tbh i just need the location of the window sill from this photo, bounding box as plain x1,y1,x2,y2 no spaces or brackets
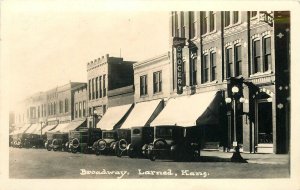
153,92,163,96
201,30,217,38
224,22,242,30
250,70,273,78
140,94,149,98
199,80,219,87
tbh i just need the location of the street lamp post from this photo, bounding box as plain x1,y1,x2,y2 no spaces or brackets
93,110,97,128
226,83,247,163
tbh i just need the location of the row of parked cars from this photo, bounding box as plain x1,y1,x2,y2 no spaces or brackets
10,125,202,161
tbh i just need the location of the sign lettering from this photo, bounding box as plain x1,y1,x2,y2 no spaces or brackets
173,37,186,94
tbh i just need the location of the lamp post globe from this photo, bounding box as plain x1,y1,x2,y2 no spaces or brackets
232,86,239,94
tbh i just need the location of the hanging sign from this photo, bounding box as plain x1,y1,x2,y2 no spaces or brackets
173,37,186,94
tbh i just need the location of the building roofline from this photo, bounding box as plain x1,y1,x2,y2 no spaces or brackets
133,52,170,69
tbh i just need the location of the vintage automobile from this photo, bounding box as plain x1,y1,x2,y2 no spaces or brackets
146,125,201,161
69,128,102,154
114,129,131,157
25,134,44,148
51,133,69,151
45,132,55,151
94,129,131,156
125,127,154,158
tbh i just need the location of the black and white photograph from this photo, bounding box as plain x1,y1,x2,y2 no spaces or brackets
0,0,299,190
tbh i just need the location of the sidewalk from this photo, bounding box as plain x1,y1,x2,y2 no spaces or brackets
200,150,289,165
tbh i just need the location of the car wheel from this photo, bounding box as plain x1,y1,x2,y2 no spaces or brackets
95,150,101,156
71,148,77,154
149,154,156,161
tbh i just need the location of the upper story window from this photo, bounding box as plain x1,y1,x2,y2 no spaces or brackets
59,100,63,114
153,71,162,94
88,79,91,100
234,45,242,76
174,12,179,37
79,102,82,118
103,74,107,97
201,11,216,35
201,12,208,35
202,54,209,83
253,39,261,73
180,12,185,38
99,76,102,98
190,52,197,86
226,47,233,78
226,44,242,78
233,11,239,24
140,75,148,96
224,11,231,27
95,77,99,99
75,103,78,118
190,12,196,39
83,101,86,117
252,36,272,74
92,78,95,99
263,37,271,72
224,11,240,27
251,11,258,18
210,52,217,81
209,11,216,32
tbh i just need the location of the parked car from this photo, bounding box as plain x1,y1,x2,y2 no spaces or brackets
114,129,131,157
52,133,69,151
125,127,154,158
147,125,201,161
45,132,54,151
94,129,131,156
69,128,102,154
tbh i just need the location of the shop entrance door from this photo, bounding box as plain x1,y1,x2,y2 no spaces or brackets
255,100,273,153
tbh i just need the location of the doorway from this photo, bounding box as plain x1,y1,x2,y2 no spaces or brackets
255,100,273,153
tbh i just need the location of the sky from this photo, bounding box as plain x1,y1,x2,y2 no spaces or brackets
1,1,170,109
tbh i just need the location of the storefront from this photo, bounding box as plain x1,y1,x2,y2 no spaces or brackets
121,99,164,129
150,91,225,149
96,104,133,130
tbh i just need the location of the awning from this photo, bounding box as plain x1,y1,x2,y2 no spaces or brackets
150,91,222,127
49,123,70,133
25,123,43,134
10,124,31,135
121,99,163,129
96,104,133,130
61,119,86,132
41,124,58,135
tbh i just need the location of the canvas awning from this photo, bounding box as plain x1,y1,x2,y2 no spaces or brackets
60,119,86,133
96,104,133,130
150,91,222,127
49,123,70,133
41,124,58,135
10,124,31,135
121,99,163,129
25,123,43,134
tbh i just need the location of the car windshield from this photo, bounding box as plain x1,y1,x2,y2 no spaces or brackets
118,130,129,139
156,127,173,139
103,132,115,139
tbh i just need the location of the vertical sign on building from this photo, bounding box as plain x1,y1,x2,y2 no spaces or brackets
173,37,186,94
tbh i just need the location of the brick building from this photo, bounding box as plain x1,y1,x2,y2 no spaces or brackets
167,11,290,154
12,82,87,135
119,53,171,129
86,54,134,128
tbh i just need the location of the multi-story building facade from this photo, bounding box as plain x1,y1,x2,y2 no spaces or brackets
86,54,134,127
120,53,171,129
134,52,171,103
12,82,87,135
169,11,290,154
73,84,88,120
